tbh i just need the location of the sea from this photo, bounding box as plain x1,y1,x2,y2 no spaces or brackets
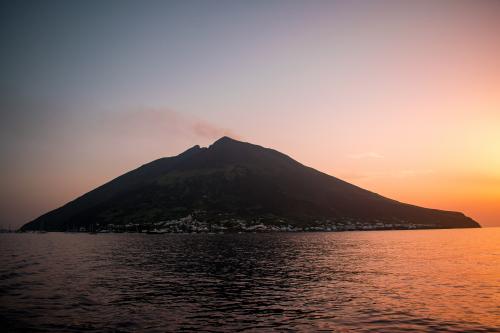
1,228,499,332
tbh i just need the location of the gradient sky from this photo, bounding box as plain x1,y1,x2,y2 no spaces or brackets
1,0,499,229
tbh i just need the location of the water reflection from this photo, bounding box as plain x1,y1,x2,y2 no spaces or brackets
1,229,499,332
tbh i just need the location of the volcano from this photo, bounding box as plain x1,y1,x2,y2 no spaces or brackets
21,137,480,231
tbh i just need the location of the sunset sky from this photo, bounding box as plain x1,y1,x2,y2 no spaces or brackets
1,0,499,229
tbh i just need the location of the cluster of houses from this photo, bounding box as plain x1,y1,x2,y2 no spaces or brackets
77,215,437,234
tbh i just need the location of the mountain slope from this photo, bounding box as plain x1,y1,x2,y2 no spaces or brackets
21,137,480,231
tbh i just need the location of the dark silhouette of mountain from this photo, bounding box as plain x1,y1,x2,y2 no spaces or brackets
21,137,480,231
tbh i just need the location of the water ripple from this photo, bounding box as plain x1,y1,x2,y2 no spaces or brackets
1,230,499,332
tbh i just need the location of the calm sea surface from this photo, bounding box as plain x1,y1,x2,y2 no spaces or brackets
1,229,499,332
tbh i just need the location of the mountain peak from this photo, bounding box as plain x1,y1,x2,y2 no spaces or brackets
179,144,202,156
212,136,240,146
209,136,250,151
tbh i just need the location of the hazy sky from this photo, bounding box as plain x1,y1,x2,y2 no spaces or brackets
1,0,499,228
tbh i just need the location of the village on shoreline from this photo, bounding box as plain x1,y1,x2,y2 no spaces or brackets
19,214,441,234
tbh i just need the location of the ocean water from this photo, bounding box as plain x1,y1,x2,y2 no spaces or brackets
1,229,499,332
